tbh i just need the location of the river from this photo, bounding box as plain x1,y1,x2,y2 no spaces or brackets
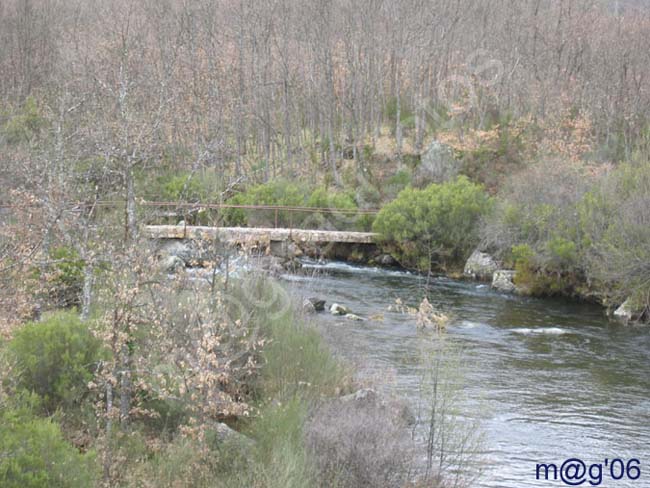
282,260,650,488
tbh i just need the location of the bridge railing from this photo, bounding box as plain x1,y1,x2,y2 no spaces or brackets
140,201,379,232
0,200,380,231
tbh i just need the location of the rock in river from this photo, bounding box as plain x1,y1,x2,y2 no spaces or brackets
160,255,185,273
344,313,365,321
330,303,351,315
613,298,648,324
492,270,517,293
303,297,326,313
464,249,499,281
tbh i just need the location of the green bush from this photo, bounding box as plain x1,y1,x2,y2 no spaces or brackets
178,398,314,488
0,407,96,487
2,97,48,145
510,243,535,266
223,181,371,230
305,187,371,231
373,176,491,271
260,310,348,401
242,398,314,488
222,274,348,401
161,173,209,201
122,434,221,488
141,168,225,205
307,187,356,211
545,236,578,268
8,311,104,412
223,180,309,227
510,241,581,297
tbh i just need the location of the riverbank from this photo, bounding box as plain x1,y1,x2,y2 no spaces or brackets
0,262,451,488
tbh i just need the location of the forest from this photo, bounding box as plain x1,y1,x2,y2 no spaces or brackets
1,0,650,486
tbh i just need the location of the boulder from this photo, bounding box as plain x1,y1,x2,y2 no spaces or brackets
208,422,255,448
159,240,193,262
303,297,326,313
376,254,397,266
160,255,185,273
330,303,351,315
464,250,499,281
613,298,647,324
492,270,517,293
415,140,459,186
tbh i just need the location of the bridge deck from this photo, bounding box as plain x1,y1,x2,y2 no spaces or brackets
145,225,378,244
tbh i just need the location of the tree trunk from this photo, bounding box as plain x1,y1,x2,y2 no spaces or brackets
125,168,137,243
119,343,131,427
81,263,93,321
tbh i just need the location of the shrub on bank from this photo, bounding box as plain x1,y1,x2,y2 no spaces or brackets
259,308,349,401
373,176,491,271
305,398,413,488
480,158,650,306
511,242,582,297
0,407,97,487
579,160,650,306
8,311,103,412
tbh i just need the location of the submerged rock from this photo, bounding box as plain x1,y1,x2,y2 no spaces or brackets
303,297,326,313
492,270,517,293
464,250,499,281
344,313,365,321
330,303,351,315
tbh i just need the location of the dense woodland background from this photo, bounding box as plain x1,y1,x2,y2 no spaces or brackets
2,0,650,183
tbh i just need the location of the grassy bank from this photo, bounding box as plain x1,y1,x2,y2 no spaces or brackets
2,269,449,487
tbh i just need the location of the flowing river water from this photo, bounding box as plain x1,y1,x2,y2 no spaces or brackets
280,260,650,488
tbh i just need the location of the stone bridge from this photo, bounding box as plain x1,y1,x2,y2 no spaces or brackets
145,225,380,261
